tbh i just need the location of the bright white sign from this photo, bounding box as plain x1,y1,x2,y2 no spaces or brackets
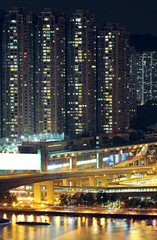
0,153,41,170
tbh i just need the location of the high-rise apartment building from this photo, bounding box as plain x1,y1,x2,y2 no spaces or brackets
0,8,137,140
66,10,97,138
35,9,66,135
1,7,34,138
0,11,2,138
135,52,157,105
97,23,130,135
129,47,137,121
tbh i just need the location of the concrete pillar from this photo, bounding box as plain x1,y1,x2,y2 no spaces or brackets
75,178,80,187
101,175,107,186
113,151,116,165
126,174,131,179
89,176,95,186
34,181,54,204
70,156,77,170
113,174,118,180
96,152,99,168
80,178,83,186
79,178,85,186
70,157,73,170
63,179,68,186
96,152,104,168
46,181,54,205
34,182,41,203
99,152,103,168
119,150,122,163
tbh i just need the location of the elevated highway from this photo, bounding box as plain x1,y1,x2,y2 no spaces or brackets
0,165,157,192
112,146,148,167
1,140,157,203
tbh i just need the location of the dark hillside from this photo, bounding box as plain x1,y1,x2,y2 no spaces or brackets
130,34,157,52
130,102,157,131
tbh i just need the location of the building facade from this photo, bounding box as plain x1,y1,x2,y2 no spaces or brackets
135,52,157,105
0,7,142,140
129,47,137,121
35,9,66,135
1,8,34,137
97,23,130,135
66,10,97,138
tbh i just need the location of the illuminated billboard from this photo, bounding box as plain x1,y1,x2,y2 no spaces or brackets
0,153,41,170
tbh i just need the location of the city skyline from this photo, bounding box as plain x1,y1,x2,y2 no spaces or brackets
0,7,157,139
0,8,131,139
0,0,157,36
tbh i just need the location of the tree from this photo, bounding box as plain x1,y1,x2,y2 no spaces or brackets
129,131,145,142
71,193,80,206
125,198,141,208
79,193,86,205
112,136,127,145
109,194,119,206
151,194,157,202
59,194,69,206
0,191,17,204
84,193,95,206
96,192,107,205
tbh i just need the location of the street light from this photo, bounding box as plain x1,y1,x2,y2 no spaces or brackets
21,136,24,140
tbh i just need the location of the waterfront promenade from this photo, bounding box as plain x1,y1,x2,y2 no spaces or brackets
0,205,157,219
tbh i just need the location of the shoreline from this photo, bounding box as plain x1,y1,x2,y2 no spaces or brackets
0,218,10,224
0,208,157,219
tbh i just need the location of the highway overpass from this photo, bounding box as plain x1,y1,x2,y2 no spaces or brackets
0,165,157,192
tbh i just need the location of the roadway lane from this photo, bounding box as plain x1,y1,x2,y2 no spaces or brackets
0,165,156,191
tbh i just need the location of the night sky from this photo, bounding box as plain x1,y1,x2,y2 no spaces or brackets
0,0,157,36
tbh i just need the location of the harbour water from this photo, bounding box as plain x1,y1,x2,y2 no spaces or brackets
0,213,157,240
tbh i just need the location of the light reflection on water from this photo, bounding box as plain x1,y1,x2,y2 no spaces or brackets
0,213,157,240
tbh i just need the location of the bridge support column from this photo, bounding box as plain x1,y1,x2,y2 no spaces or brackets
70,156,77,170
46,181,54,205
96,152,100,168
34,183,41,203
75,178,80,187
119,150,122,163
126,174,131,179
99,152,103,168
96,152,103,168
113,174,118,180
63,179,68,186
89,176,95,186
113,151,116,165
70,157,73,170
34,181,54,204
101,175,107,186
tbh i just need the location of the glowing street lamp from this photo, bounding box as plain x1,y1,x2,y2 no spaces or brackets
21,136,24,140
